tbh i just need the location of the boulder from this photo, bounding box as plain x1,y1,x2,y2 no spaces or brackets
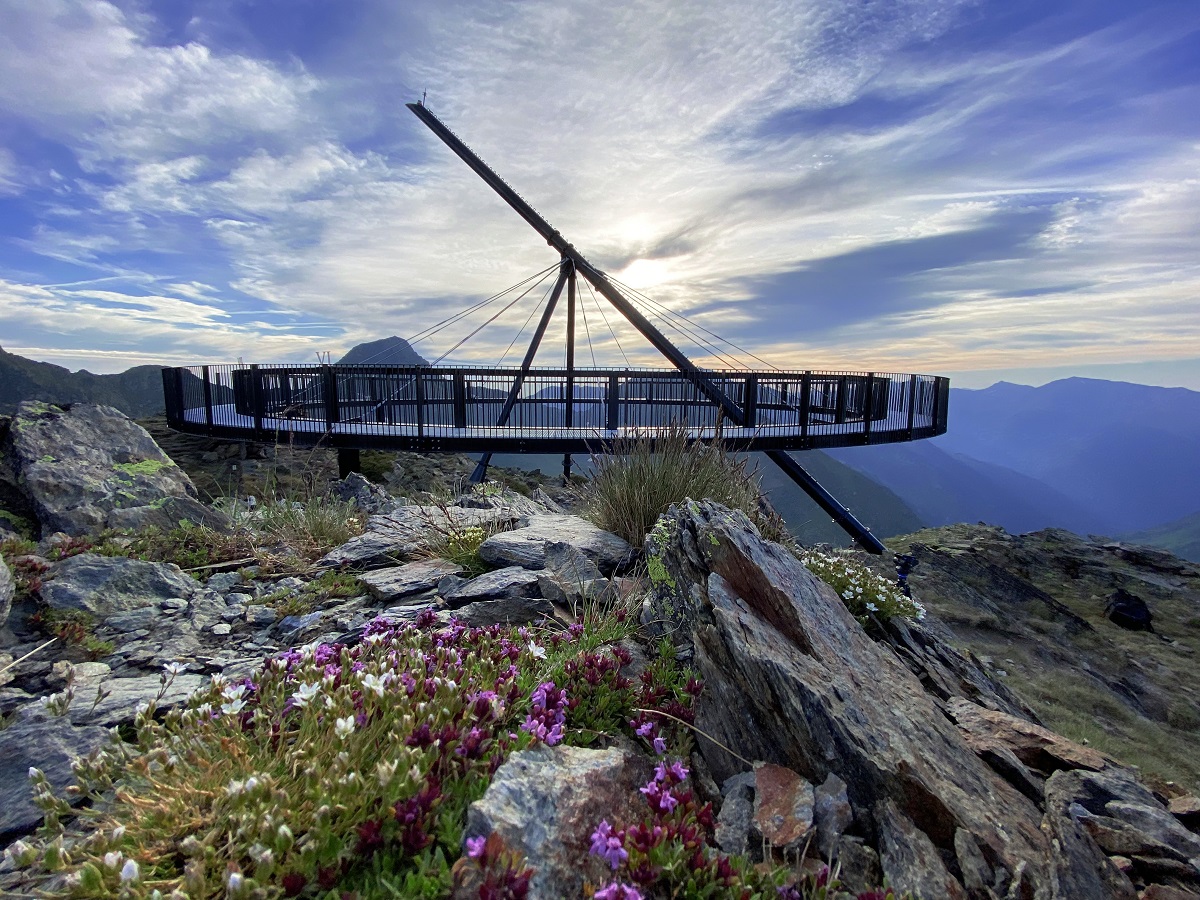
333,473,395,515
0,555,13,629
443,567,542,607
946,696,1110,774
5,402,226,536
40,553,197,617
462,745,653,900
321,505,515,569
451,595,555,629
478,515,633,575
643,499,1073,898
0,708,108,838
358,559,464,603
65,672,206,727
536,541,612,610
751,762,814,853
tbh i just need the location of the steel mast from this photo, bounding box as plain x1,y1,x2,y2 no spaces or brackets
407,101,885,554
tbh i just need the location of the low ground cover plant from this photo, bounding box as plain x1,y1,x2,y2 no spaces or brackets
799,550,926,629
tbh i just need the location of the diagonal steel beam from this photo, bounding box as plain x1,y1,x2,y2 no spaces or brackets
408,102,884,553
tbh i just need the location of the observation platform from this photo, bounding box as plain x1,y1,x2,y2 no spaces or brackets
162,363,949,454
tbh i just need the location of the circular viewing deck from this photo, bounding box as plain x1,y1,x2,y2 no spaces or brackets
162,363,948,454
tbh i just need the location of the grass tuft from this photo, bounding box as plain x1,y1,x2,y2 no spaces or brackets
584,422,792,548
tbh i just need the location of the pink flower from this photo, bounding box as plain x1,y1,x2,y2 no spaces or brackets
595,883,643,900
588,820,628,870
465,836,486,859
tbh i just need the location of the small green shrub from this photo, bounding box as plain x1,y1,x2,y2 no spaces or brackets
266,570,366,617
585,422,792,547
799,549,926,628
249,494,364,561
28,608,115,660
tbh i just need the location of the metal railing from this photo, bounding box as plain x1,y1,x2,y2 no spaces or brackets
162,363,948,453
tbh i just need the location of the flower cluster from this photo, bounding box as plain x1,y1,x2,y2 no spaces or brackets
520,681,567,746
799,549,927,629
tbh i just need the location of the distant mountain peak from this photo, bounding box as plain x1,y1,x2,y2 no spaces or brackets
337,336,429,366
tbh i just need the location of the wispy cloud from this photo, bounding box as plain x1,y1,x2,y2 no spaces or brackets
0,0,1197,385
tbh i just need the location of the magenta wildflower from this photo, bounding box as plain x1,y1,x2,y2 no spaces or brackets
652,735,666,755
589,820,628,870
465,836,486,859
595,883,643,900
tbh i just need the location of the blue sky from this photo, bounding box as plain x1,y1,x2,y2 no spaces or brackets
1,0,1198,389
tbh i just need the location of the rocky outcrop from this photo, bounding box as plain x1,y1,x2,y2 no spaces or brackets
0,555,13,630
0,709,108,839
39,554,198,617
461,745,653,900
642,499,1158,899
4,402,226,536
320,504,517,569
478,515,634,575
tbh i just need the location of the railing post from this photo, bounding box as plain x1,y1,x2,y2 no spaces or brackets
415,368,425,439
906,375,918,439
800,371,811,445
607,374,620,431
744,374,758,428
249,364,264,438
835,375,848,424
861,373,874,443
201,365,214,434
322,365,339,431
453,372,466,429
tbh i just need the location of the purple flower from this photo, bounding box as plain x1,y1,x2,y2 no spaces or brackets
465,836,486,859
635,721,654,738
588,821,628,871
652,735,666,755
595,883,643,900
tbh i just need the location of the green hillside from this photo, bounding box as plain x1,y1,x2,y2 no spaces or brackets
0,346,165,417
1123,510,1200,563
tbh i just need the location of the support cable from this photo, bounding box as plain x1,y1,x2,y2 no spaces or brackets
608,274,782,373
583,278,631,367
577,284,598,367
497,277,556,365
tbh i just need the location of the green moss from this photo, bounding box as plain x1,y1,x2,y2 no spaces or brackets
114,458,171,477
38,454,57,463
647,554,675,590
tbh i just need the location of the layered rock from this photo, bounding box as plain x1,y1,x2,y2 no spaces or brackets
642,499,1146,899
4,402,226,536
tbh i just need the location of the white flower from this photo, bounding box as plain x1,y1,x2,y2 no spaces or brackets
360,673,388,697
866,602,879,612
120,859,140,883
221,699,247,716
112,825,126,841
335,716,355,740
227,870,244,892
103,851,123,869
527,641,547,659
841,590,853,600
225,778,245,797
163,662,187,676
221,684,248,702
291,682,321,707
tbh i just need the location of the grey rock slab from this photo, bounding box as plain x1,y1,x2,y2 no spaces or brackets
206,571,243,593
358,559,464,602
333,472,395,515
103,606,163,633
814,772,853,860
1103,801,1200,861
1043,770,1139,899
64,672,206,727
443,566,541,607
0,556,13,629
244,605,277,627
452,595,555,629
715,791,755,856
464,745,652,900
478,515,634,575
41,554,198,617
321,505,515,569
7,401,228,536
0,710,108,839
645,499,1058,898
